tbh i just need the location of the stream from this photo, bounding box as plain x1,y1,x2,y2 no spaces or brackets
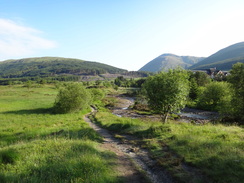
112,96,219,122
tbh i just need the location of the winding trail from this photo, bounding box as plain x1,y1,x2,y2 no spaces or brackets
84,95,218,182
84,108,173,183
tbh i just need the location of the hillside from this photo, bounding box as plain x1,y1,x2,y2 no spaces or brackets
0,57,127,78
189,42,244,70
139,54,204,72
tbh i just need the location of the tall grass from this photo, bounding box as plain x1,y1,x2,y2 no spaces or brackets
94,110,244,183
0,139,117,183
167,122,244,183
0,85,120,182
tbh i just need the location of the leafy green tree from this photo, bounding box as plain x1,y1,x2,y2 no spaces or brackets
114,76,126,86
53,83,91,114
197,82,232,112
228,62,244,122
135,78,146,87
189,77,199,100
190,71,211,86
142,69,190,122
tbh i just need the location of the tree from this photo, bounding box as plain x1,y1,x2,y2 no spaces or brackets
53,83,91,114
114,76,126,86
228,62,244,122
189,77,199,100
142,69,189,122
189,71,211,86
197,82,232,113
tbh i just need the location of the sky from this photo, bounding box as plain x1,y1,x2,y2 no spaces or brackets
0,0,244,71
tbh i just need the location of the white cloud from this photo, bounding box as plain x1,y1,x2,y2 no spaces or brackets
0,18,56,60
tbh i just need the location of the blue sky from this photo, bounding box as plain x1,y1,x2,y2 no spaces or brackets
1,0,244,71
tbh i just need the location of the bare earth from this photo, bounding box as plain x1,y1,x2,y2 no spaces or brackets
84,114,150,183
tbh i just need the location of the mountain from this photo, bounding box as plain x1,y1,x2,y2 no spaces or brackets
0,57,127,78
189,42,244,70
139,54,205,72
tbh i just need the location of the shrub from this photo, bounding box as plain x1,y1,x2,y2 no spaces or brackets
197,82,232,113
89,88,105,102
53,83,91,114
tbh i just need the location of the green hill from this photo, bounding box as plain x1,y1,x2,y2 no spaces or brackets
139,54,204,72
189,42,244,70
0,57,127,78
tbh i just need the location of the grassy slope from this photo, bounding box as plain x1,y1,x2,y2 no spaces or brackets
189,42,244,70
0,85,120,183
189,57,244,70
0,57,127,77
94,108,244,183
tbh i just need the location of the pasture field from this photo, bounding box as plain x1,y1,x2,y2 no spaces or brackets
94,111,244,183
0,85,119,183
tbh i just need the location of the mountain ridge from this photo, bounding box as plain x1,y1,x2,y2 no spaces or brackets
0,56,127,78
189,42,244,70
139,53,205,72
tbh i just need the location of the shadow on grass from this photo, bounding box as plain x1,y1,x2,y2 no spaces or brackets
0,127,103,147
197,156,244,183
44,128,104,142
135,125,171,138
1,108,53,115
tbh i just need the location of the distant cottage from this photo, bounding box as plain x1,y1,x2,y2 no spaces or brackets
192,67,229,79
205,67,229,79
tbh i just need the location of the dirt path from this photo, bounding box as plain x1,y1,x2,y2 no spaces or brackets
84,95,219,182
84,111,173,183
84,114,148,183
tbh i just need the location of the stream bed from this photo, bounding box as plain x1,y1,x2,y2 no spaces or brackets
112,96,219,122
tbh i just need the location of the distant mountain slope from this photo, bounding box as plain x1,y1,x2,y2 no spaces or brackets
0,57,127,78
139,54,204,72
189,42,244,70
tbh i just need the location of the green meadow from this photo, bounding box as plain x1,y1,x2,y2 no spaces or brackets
0,85,119,183
94,111,244,183
1,84,243,183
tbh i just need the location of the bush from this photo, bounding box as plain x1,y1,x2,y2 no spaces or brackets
53,83,91,114
89,88,105,102
197,82,232,113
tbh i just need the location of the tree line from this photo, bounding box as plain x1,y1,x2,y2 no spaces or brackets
17,62,243,125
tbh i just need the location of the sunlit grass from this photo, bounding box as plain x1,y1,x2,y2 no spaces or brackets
0,85,120,183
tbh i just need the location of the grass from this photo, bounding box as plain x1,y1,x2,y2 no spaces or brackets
0,85,121,183
93,110,244,183
0,139,117,183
